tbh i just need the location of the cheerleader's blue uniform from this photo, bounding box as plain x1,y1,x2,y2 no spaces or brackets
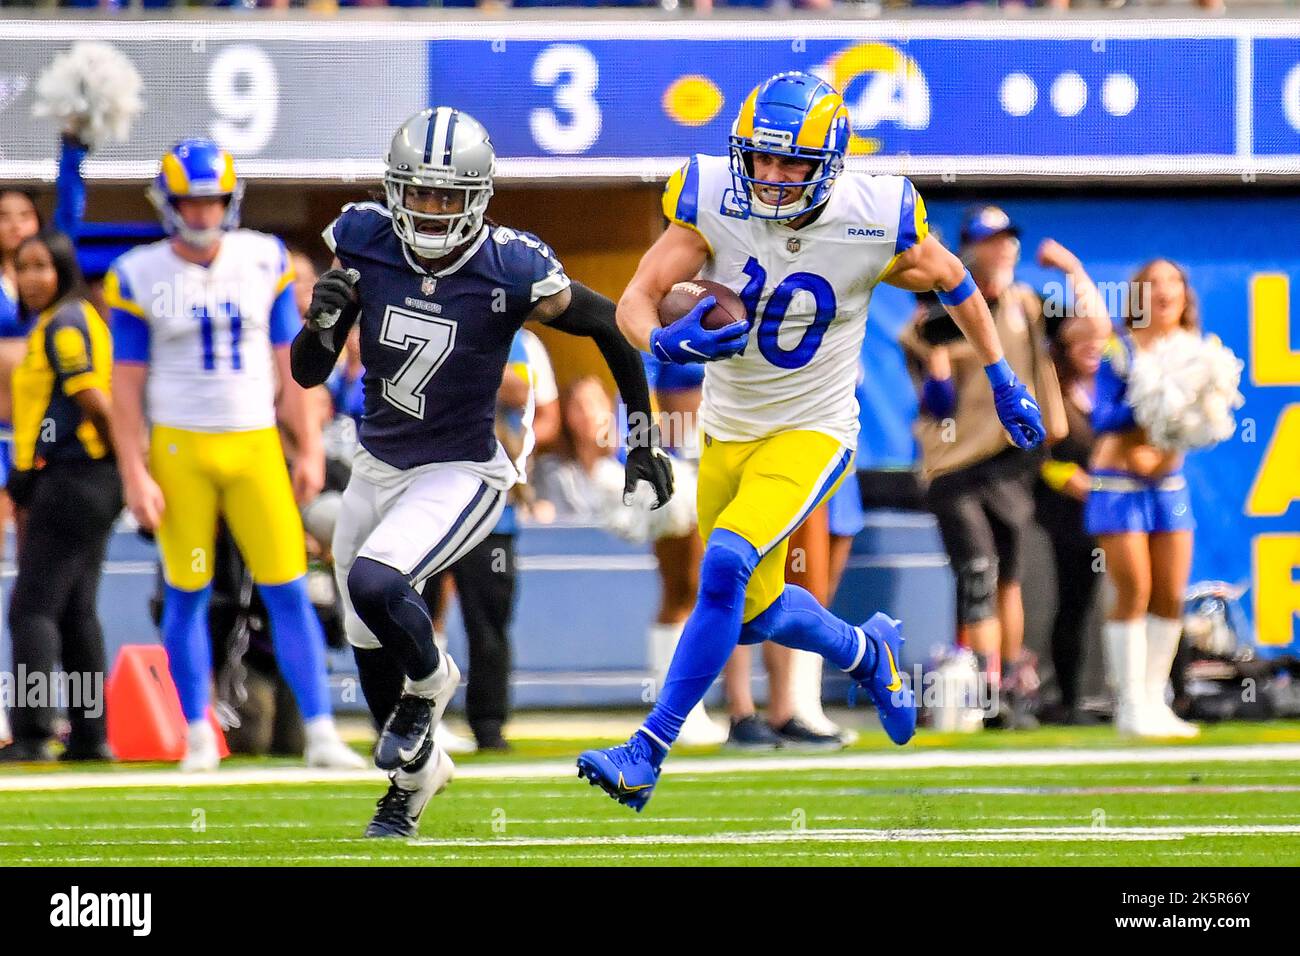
1084,333,1195,535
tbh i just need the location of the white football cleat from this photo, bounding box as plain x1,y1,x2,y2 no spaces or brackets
305,719,368,769
365,743,455,838
434,721,477,755
180,720,220,773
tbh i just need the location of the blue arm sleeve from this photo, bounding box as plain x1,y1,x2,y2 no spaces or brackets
920,375,957,419
1092,353,1137,433
111,308,150,363
53,136,88,242
269,284,300,346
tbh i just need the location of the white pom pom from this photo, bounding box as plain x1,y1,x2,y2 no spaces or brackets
32,41,143,150
1128,330,1244,452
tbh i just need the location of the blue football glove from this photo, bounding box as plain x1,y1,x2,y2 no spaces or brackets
986,359,1047,449
649,295,749,365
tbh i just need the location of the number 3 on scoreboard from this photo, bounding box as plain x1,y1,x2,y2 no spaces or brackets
378,305,457,420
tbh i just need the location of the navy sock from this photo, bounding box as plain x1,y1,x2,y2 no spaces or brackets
348,557,440,682
740,584,871,674
353,645,405,729
161,584,213,722
641,529,758,751
258,576,331,721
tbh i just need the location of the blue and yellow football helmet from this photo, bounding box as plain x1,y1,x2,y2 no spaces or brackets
727,72,850,222
147,138,244,248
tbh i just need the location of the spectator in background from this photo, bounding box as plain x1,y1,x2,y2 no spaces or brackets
533,376,624,518
1,231,120,762
900,209,1101,729
1035,299,1110,725
0,190,44,559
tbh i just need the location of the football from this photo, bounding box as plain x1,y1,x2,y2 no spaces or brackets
657,278,748,331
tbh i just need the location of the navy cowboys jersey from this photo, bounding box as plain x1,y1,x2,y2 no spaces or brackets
324,202,570,470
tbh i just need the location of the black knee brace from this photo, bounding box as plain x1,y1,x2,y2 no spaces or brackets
956,556,998,626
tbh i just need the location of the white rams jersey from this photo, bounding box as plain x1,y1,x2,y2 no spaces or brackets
104,230,296,432
663,154,928,448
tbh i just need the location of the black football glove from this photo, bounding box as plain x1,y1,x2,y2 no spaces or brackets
624,421,674,511
305,268,361,333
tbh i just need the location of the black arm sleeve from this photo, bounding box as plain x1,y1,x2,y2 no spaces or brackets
290,324,345,388
543,282,655,443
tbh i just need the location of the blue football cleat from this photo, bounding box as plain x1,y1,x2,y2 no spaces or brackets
576,731,664,812
856,612,917,746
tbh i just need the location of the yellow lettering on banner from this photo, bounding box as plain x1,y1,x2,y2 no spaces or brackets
1251,274,1300,386
1247,404,1300,516
1254,535,1300,648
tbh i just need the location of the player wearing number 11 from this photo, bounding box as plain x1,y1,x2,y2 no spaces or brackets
106,139,363,772
577,71,1048,811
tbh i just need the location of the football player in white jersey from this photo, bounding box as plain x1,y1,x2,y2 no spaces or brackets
106,139,363,771
578,71,1046,811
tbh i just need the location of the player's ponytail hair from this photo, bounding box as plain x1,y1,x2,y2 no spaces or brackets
15,229,85,319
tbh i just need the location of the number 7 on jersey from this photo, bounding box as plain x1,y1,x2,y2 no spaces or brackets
378,305,457,420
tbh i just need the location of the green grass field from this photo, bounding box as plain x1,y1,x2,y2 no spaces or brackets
3,720,1299,866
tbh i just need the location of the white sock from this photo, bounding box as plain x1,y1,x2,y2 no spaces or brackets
842,627,868,674
405,655,448,699
304,715,337,747
1102,618,1146,713
1145,614,1184,711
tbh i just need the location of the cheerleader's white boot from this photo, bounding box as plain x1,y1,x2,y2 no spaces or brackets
1104,619,1149,737
1143,615,1200,739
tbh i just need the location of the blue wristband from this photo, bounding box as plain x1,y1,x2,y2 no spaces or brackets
936,270,978,307
984,357,1015,390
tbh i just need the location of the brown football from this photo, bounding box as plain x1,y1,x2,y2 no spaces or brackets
658,279,748,331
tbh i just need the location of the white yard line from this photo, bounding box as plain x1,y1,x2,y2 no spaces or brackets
0,743,1298,793
407,824,1300,849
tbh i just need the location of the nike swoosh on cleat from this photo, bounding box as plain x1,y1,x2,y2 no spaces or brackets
883,642,903,694
616,772,652,793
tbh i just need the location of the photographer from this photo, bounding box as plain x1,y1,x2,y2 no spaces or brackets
901,209,1102,728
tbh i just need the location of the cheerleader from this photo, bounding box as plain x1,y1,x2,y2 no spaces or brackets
1087,259,1241,738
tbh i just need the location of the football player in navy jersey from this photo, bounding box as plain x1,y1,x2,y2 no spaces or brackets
291,108,672,836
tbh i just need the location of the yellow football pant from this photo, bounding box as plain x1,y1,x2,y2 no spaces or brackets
149,424,306,590
695,428,853,622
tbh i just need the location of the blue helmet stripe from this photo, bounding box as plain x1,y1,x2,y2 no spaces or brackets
423,109,438,165
443,109,458,166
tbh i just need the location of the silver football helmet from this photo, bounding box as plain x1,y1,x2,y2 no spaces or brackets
384,107,495,259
